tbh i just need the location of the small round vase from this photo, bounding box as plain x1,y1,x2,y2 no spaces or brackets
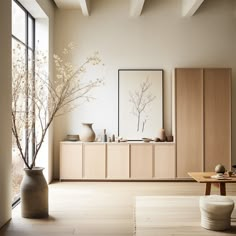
80,123,96,142
20,167,48,218
215,164,226,174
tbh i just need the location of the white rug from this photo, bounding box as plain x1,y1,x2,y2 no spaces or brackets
134,196,236,236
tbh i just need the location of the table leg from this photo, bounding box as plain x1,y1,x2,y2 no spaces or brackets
205,183,211,195
220,183,226,196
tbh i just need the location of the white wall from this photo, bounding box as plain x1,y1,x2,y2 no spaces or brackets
21,0,55,182
0,0,12,228
53,0,236,178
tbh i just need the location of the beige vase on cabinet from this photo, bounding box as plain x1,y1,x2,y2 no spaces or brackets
80,123,96,142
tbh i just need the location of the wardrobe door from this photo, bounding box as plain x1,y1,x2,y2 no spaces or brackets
175,69,204,177
204,69,231,171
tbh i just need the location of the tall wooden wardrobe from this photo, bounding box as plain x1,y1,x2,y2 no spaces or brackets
174,68,231,178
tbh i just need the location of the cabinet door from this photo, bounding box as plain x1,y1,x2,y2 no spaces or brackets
60,142,82,180
204,69,231,171
83,143,106,179
107,144,129,179
154,144,175,178
175,68,204,177
130,144,153,179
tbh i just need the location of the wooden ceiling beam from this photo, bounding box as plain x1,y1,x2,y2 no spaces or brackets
78,0,90,16
182,0,204,17
130,0,146,17
54,0,80,9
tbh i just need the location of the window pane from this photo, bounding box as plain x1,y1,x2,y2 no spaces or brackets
28,49,35,163
28,16,34,49
12,0,37,206
12,38,26,203
12,1,26,43
28,49,34,75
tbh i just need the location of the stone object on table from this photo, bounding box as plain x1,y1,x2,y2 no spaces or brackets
215,164,226,174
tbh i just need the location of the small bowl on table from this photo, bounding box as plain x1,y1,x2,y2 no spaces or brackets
142,138,153,143
66,135,80,141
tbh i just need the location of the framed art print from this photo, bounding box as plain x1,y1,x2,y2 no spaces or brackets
118,69,163,140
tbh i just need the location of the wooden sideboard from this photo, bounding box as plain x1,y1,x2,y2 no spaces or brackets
60,142,175,180
60,68,231,181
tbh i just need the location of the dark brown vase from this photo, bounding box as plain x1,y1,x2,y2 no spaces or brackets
20,167,48,218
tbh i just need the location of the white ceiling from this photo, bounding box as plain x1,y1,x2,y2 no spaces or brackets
53,0,235,17
53,0,205,17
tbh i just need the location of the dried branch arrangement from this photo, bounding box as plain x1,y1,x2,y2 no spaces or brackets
12,43,103,169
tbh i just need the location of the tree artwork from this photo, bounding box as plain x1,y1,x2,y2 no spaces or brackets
119,69,163,140
129,77,156,132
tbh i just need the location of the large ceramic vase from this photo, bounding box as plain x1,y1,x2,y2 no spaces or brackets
20,167,48,218
80,123,96,142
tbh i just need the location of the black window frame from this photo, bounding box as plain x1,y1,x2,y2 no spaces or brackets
12,0,36,207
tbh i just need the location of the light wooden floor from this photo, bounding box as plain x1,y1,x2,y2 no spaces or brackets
1,181,236,236
135,196,236,236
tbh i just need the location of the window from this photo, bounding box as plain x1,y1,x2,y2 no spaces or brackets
12,0,35,205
